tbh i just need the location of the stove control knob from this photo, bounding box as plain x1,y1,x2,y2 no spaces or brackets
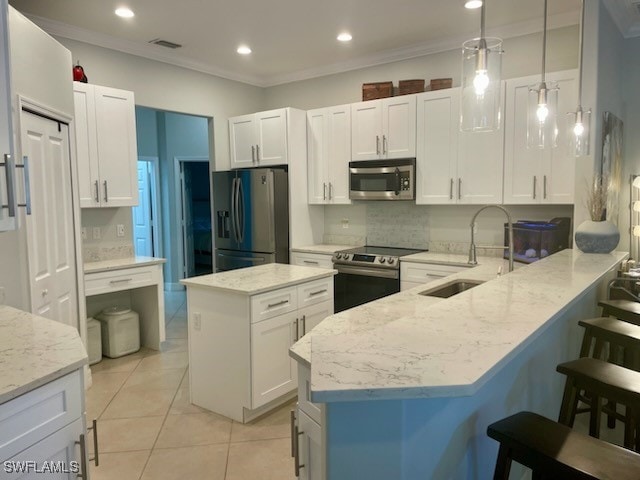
336,253,342,260
379,257,386,264
387,257,395,265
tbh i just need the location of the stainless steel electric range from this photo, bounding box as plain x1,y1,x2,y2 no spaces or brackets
332,246,426,313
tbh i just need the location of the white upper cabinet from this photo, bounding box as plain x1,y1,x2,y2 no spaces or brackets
503,70,577,204
416,87,504,205
0,4,16,231
351,96,416,161
229,108,288,169
307,104,351,205
74,82,138,208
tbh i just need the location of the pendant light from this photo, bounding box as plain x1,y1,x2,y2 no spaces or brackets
569,0,591,156
460,0,503,132
527,0,559,149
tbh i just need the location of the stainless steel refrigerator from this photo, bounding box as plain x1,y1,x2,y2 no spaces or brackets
212,168,289,272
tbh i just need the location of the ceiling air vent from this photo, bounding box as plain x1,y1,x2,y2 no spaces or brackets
149,39,182,49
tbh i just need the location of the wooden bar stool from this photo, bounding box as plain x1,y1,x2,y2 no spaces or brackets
557,357,640,451
487,411,640,480
578,317,640,428
599,299,640,326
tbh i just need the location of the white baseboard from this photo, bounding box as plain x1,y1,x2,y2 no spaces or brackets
164,282,185,292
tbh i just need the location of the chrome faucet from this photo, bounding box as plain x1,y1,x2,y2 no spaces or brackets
468,205,514,272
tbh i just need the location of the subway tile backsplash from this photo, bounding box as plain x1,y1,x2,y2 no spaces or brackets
366,203,429,249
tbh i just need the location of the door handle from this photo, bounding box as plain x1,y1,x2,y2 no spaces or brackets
251,145,255,162
301,314,306,336
89,419,100,467
294,318,299,341
256,145,260,162
1,154,16,217
458,178,462,200
376,135,380,155
237,177,245,242
294,422,305,476
329,182,333,200
543,175,547,199
533,176,537,200
94,180,99,203
103,180,109,203
290,410,296,457
383,135,387,155
394,168,401,196
449,178,454,200
323,182,326,201
75,434,88,480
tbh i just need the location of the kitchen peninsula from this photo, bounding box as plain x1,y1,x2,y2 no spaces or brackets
290,249,627,480
181,263,336,423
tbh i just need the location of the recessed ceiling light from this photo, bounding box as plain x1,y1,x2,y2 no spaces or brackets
115,7,135,18
464,0,483,9
337,32,353,42
237,45,252,55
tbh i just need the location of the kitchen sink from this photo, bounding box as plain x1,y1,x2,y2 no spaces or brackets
419,279,485,298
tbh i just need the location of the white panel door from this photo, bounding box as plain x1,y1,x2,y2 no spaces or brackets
94,85,138,207
133,161,153,256
351,101,382,160
21,112,78,328
229,114,256,169
307,109,327,204
251,311,297,409
72,83,100,207
416,90,459,204
382,96,416,158
326,105,351,204
256,108,288,166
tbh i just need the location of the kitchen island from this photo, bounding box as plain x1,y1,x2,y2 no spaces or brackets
290,249,627,480
181,263,336,423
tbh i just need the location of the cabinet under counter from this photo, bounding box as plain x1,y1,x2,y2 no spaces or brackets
181,263,336,423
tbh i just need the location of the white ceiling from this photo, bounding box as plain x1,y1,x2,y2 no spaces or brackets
8,0,631,88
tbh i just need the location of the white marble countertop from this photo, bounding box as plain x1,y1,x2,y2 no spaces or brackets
291,244,361,255
290,250,627,403
84,256,166,274
0,306,88,404
180,263,337,295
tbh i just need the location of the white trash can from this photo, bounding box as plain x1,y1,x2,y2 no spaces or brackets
87,317,102,365
95,306,140,358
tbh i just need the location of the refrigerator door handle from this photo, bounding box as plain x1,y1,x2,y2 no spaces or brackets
237,177,245,243
230,178,238,243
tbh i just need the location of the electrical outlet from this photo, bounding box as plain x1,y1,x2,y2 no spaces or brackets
92,227,101,240
116,224,125,237
341,218,349,229
193,312,202,331
81,227,87,240
0,287,5,305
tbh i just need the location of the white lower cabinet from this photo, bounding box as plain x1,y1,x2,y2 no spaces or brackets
292,364,325,480
400,261,472,291
0,370,92,479
186,275,334,423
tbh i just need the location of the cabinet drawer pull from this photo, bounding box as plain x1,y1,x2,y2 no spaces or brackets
109,278,133,284
76,434,88,480
303,260,319,265
309,288,327,297
89,419,100,466
267,299,288,309
94,180,99,203
426,273,447,278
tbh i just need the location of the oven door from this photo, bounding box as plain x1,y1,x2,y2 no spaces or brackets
333,264,400,313
349,159,415,200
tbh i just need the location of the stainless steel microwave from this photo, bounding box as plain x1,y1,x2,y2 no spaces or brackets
349,158,416,200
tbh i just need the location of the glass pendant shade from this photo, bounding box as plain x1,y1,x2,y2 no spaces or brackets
527,81,558,148
567,108,591,156
460,37,503,132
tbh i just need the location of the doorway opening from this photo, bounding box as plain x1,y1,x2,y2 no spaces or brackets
176,157,212,277
132,156,160,257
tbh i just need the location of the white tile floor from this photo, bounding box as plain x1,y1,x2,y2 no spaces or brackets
87,291,296,480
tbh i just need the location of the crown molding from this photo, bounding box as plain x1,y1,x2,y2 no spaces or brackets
24,13,266,87
262,10,581,87
603,0,640,39
26,10,580,89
